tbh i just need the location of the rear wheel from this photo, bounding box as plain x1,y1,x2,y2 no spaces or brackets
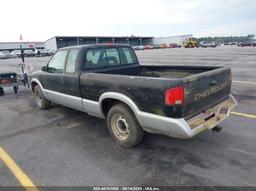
13,85,18,93
0,87,4,96
107,103,144,148
33,85,51,109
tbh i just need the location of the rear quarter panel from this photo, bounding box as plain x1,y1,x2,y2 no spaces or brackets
80,73,182,117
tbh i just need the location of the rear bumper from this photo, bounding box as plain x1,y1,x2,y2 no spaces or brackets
137,94,237,139
0,83,19,87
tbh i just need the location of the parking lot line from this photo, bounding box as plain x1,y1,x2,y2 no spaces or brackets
231,111,256,119
233,80,256,85
0,146,39,191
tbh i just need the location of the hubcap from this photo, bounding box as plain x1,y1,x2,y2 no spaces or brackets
111,113,129,141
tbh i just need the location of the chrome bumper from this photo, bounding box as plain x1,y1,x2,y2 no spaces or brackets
137,94,237,139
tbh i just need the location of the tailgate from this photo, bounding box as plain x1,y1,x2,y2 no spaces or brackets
183,67,232,119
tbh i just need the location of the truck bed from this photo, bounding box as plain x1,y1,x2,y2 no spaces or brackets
81,65,231,120
141,65,217,78
97,65,217,79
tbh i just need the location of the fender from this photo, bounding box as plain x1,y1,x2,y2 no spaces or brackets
30,78,44,94
99,92,140,117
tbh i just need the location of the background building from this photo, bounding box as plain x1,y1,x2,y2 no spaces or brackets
0,34,193,52
153,34,192,46
45,36,153,51
0,42,44,52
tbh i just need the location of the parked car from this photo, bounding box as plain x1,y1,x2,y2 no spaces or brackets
24,49,36,57
2,51,12,59
132,46,144,51
199,41,217,48
10,50,22,58
153,45,161,49
160,44,169,48
229,42,238,45
0,51,9,59
238,42,256,47
144,45,154,50
30,44,236,148
169,43,179,48
41,49,55,56
3,51,16,58
34,49,55,57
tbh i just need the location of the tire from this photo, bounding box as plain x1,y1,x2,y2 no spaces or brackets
0,87,4,96
33,85,51,109
13,86,18,93
107,103,144,148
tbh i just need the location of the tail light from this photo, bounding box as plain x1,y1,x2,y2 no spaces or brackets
106,43,114,47
0,79,11,84
165,86,185,105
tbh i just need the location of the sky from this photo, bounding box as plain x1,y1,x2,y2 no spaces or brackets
0,0,255,42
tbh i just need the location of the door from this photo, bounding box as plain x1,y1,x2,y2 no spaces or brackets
63,48,80,97
41,49,68,93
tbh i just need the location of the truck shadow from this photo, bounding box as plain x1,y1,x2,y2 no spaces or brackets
49,103,229,186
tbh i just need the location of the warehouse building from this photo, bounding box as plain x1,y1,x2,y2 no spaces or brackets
0,34,193,52
0,42,44,52
45,36,153,51
153,34,192,45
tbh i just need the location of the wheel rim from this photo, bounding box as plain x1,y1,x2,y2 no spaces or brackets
35,90,43,106
111,113,129,141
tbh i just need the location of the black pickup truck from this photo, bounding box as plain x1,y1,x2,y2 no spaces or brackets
31,44,236,147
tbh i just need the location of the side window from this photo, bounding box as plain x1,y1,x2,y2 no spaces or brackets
119,47,138,65
86,48,107,69
105,48,120,66
48,50,68,73
66,49,78,73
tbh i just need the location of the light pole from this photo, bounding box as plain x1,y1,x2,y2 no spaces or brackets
19,34,29,87
19,34,25,63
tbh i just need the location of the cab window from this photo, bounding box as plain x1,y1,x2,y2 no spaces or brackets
85,48,107,69
48,50,68,73
119,47,138,65
105,48,120,66
66,49,78,73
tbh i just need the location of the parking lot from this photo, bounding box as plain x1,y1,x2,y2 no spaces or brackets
0,46,256,188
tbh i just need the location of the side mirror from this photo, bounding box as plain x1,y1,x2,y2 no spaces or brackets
41,66,47,71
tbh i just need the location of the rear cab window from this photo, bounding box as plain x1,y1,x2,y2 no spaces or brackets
84,46,138,70
85,48,107,69
118,47,138,65
105,48,120,66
